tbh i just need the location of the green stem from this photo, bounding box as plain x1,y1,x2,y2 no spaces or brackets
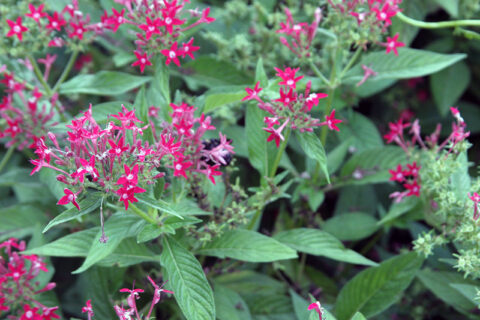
0,144,17,173
28,55,52,96
247,208,262,230
396,12,480,29
269,128,291,178
309,61,330,87
129,203,157,224
339,47,362,80
52,50,79,93
297,252,307,283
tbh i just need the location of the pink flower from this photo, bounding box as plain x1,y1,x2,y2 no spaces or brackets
173,157,193,179
108,8,126,32
161,42,182,66
305,92,328,111
6,17,29,41
202,164,222,184
139,17,162,40
404,180,420,197
117,164,140,187
147,276,174,305
131,51,152,73
108,138,129,159
20,304,40,320
406,162,420,177
41,306,60,320
384,33,405,56
275,67,304,89
68,22,86,40
5,262,26,282
25,4,47,22
200,8,215,24
82,300,94,318
308,301,323,320
116,186,146,210
389,164,407,182
275,88,296,106
180,37,200,59
57,188,80,210
263,118,290,148
242,81,263,101
320,109,342,131
161,10,185,34
45,12,66,31
357,65,378,87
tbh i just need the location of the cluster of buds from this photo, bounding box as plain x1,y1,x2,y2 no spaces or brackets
0,238,59,320
384,107,470,156
82,276,173,320
276,7,322,59
0,69,58,150
243,67,342,147
5,1,110,49
29,103,233,211
104,0,215,72
388,162,421,203
327,0,405,55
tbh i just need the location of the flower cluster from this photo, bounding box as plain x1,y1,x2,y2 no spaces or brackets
0,69,58,150
388,162,421,202
384,107,470,155
82,276,173,320
4,1,110,49
326,0,405,55
29,103,233,211
0,238,59,320
243,67,341,147
276,7,322,59
103,0,215,72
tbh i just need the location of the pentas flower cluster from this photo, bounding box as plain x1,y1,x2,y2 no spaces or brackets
82,276,173,320
5,1,110,48
243,67,342,147
0,69,58,150
103,0,215,72
276,7,322,59
388,162,421,203
29,103,233,211
327,0,405,55
0,238,59,320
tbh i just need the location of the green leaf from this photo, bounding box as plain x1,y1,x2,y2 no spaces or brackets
136,194,184,219
97,238,159,267
161,236,215,320
24,228,99,257
323,213,378,241
196,229,297,262
59,71,151,95
73,213,144,273
335,252,423,320
351,312,367,320
337,112,383,152
450,151,471,202
378,196,419,225
449,283,479,305
340,146,407,185
255,58,269,88
296,131,329,183
0,205,47,241
136,216,201,243
345,48,466,84
214,283,252,320
43,193,103,233
204,85,246,113
246,104,268,175
153,60,171,104
417,270,477,313
274,228,377,266
90,101,130,124
431,61,470,116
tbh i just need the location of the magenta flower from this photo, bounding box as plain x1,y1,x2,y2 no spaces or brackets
389,164,407,182
25,4,47,22
6,17,29,41
242,81,263,101
131,51,152,73
57,188,80,210
320,110,342,132
161,42,182,66
384,33,405,56
308,301,323,320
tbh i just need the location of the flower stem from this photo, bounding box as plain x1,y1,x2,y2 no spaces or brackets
0,144,16,173
247,208,262,230
28,55,52,96
339,46,362,80
309,61,331,87
52,50,79,93
269,128,291,178
129,203,157,224
396,12,480,29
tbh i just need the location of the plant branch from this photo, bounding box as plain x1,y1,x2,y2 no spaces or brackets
53,50,79,93
28,55,52,96
396,12,480,29
0,144,17,173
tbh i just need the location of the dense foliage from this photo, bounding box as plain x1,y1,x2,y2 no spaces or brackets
1,0,480,319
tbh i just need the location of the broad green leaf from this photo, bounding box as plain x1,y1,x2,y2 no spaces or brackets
327,137,353,175
73,214,144,273
337,112,383,152
378,196,419,225
24,228,99,257
43,193,104,232
432,0,459,16
204,86,246,113
417,270,477,313
335,252,423,320
161,236,215,320
215,271,286,296
274,228,376,266
136,194,184,219
449,283,479,305
431,61,470,116
136,216,201,242
60,71,151,95
345,48,466,83
196,229,297,262
323,213,378,241
0,205,47,241
246,104,268,175
97,238,159,267
340,146,407,185
296,131,329,183
153,59,171,105
255,58,269,88
214,283,252,320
